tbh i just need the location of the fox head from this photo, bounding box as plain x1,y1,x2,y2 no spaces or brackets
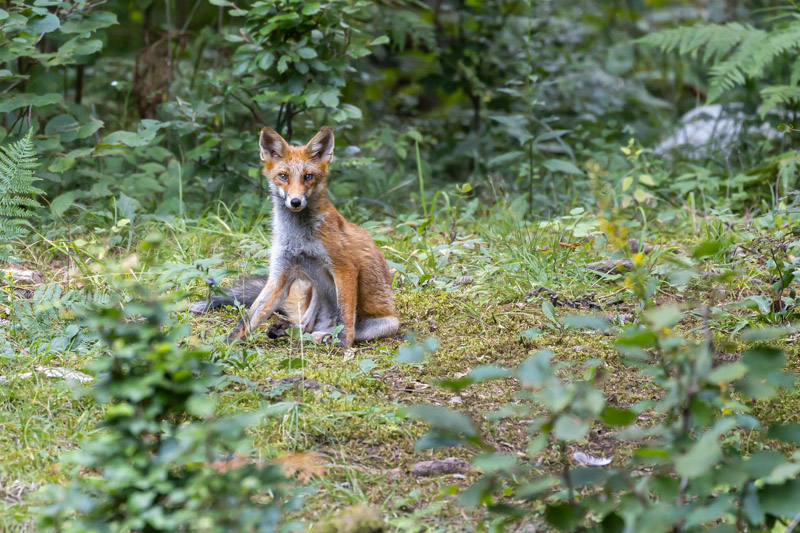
259,126,334,213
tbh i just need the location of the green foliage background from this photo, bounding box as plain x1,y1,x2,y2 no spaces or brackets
1,0,797,222
4,0,800,531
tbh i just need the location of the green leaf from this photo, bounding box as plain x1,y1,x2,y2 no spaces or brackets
61,11,118,33
759,479,800,516
468,365,512,383
487,151,524,167
48,157,75,173
545,502,581,531
0,93,61,113
50,191,80,216
708,362,747,384
639,173,655,186
517,477,558,499
562,315,610,331
297,47,317,59
301,2,322,15
543,159,584,175
370,35,390,46
553,414,589,442
644,304,682,330
29,13,60,34
768,423,800,444
186,395,217,417
320,89,339,108
621,176,634,192
741,326,793,342
472,453,517,472
692,240,721,258
675,418,736,478
600,406,636,426
406,405,477,437
542,300,557,323
519,327,543,340
518,350,553,388
77,119,103,139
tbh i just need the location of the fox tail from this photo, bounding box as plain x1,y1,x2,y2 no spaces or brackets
190,276,268,314
190,275,308,327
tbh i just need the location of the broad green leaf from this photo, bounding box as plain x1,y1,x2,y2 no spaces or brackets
28,13,60,33
545,502,581,531
562,314,609,331
50,191,80,216
61,11,118,33
297,47,317,59
692,240,721,258
644,304,682,330
600,406,636,426
675,418,736,478
768,423,800,444
519,327,543,340
541,300,557,322
406,405,477,437
472,453,517,472
0,92,61,112
468,365,512,383
708,362,747,384
543,159,583,175
518,350,553,388
301,2,322,15
741,326,793,342
553,414,589,442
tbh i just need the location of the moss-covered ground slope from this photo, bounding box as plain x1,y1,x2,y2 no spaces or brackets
2,207,798,531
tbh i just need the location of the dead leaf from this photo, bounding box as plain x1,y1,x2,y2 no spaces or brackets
274,451,327,483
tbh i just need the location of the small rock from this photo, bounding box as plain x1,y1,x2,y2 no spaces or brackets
0,265,44,285
412,457,470,478
586,259,635,274
449,395,463,405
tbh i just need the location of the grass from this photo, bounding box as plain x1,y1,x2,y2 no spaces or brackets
1,200,799,531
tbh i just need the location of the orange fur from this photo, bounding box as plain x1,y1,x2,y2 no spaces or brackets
227,127,399,348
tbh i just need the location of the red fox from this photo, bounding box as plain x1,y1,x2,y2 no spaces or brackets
194,126,399,349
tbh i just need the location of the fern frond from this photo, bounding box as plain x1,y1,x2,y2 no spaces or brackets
0,131,42,245
760,84,800,116
708,21,800,101
642,18,800,106
637,23,756,62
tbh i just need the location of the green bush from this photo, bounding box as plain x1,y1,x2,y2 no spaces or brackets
408,240,800,531
36,290,298,532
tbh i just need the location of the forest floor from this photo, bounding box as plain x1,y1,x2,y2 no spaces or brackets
1,205,799,531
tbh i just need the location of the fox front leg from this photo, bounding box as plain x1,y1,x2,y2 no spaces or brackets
332,267,358,349
227,270,295,342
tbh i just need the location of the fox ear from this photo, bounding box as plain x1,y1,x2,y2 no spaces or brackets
259,127,289,161
305,127,334,163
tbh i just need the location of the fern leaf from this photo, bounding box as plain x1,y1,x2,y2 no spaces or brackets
0,131,42,245
760,84,800,116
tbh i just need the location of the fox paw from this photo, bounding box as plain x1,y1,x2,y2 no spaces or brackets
267,319,291,339
310,329,349,347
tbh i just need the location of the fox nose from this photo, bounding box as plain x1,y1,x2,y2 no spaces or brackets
290,198,302,208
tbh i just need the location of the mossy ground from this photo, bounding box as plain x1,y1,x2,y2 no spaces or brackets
1,207,798,531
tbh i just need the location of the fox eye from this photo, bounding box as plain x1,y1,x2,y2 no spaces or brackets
278,173,288,182
304,173,314,182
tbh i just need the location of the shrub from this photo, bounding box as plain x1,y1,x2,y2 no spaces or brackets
36,290,298,532
408,240,800,531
